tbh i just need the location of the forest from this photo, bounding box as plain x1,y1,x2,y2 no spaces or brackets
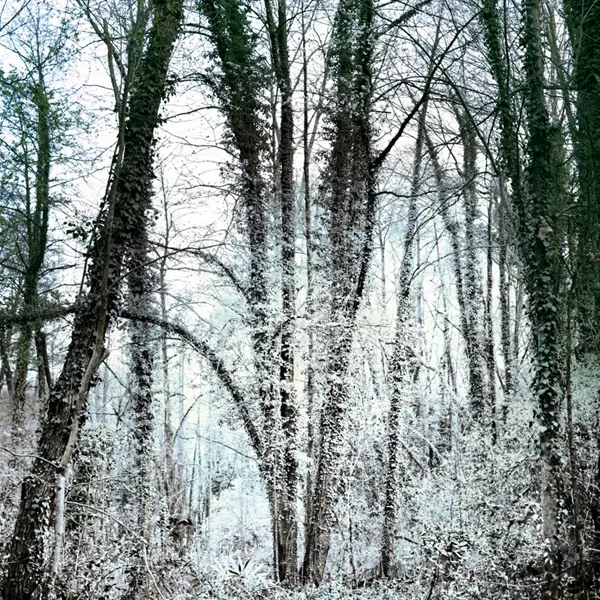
0,0,599,597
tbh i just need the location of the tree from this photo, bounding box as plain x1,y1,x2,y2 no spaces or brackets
520,0,567,592
564,0,600,356
0,4,74,434
381,97,428,577
1,0,183,596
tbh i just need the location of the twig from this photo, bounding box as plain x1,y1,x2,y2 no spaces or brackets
143,544,168,600
65,500,144,542
0,446,59,469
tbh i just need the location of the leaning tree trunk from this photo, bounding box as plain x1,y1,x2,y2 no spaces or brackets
1,2,183,597
381,98,428,577
424,129,485,418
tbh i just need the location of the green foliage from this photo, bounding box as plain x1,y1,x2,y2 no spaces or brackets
199,0,270,161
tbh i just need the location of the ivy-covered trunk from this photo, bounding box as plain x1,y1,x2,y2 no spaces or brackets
455,108,487,420
265,0,299,580
1,1,183,597
564,0,600,590
199,0,303,580
303,0,375,582
480,0,523,418
424,128,486,420
521,0,566,593
124,235,157,598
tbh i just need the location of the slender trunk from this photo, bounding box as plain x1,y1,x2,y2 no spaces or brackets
49,473,66,585
592,391,600,593
381,99,427,577
513,279,524,366
35,330,51,402
498,201,512,418
424,130,483,413
158,188,180,550
265,0,298,579
0,324,14,397
485,197,498,443
11,73,51,434
302,5,317,568
11,319,33,432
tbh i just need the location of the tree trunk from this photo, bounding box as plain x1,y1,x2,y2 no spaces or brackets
11,73,51,434
455,109,487,420
0,324,14,398
303,0,376,582
521,0,566,592
424,129,485,417
381,99,427,577
498,202,513,420
485,197,498,442
564,0,600,355
265,0,299,579
124,236,156,598
302,4,318,579
35,330,52,402
480,0,523,423
564,0,600,590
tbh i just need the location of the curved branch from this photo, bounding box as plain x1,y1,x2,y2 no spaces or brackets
194,250,250,303
120,309,263,460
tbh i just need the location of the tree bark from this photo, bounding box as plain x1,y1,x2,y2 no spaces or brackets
0,324,14,398
124,235,157,598
498,203,513,419
455,108,487,420
424,129,485,419
564,0,600,355
485,197,498,442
